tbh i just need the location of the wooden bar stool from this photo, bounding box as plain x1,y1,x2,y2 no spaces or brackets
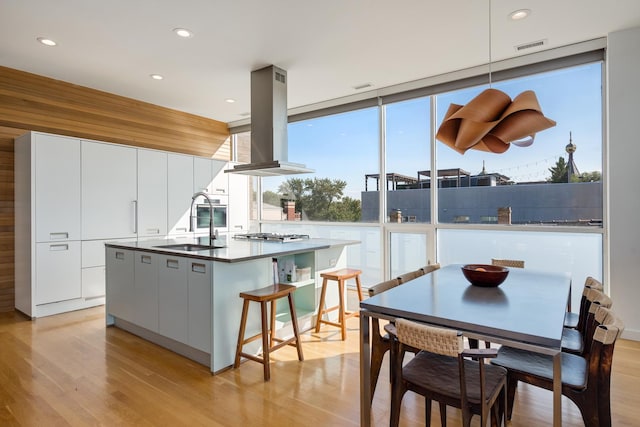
315,268,363,340
234,283,304,381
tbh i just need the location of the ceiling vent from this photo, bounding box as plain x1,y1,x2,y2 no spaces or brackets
514,39,547,52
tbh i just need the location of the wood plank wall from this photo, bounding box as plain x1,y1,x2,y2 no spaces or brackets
0,66,231,312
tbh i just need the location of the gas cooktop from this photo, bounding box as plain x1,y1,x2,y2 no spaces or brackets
233,232,310,242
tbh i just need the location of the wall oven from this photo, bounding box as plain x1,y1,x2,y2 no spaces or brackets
195,198,228,232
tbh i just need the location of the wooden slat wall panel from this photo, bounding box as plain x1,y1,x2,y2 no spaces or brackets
0,129,20,312
0,66,232,312
0,66,230,158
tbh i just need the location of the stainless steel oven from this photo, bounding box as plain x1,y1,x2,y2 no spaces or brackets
195,199,227,232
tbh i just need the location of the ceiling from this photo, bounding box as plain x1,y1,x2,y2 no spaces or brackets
2,1,640,125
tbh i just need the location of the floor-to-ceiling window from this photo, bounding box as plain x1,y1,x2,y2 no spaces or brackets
231,47,605,297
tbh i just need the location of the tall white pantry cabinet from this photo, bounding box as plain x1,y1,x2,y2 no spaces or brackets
15,131,249,318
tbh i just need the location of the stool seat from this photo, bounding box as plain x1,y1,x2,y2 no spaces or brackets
234,283,304,381
315,268,363,340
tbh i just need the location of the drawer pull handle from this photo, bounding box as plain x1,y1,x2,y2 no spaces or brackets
141,255,152,264
147,228,160,234
176,227,187,232
192,263,206,274
115,251,125,260
49,244,69,251
166,259,180,269
50,232,69,240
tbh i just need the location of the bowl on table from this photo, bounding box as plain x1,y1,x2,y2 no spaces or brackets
461,264,509,287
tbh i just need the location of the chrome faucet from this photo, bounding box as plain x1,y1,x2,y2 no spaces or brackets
189,191,218,245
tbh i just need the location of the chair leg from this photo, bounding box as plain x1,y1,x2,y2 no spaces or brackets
315,278,328,333
439,402,446,427
424,398,432,427
260,301,270,381
369,319,388,401
506,376,518,420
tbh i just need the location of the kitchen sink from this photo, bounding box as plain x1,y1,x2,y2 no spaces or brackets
154,243,224,251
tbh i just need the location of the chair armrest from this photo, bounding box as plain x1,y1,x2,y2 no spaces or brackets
461,348,499,359
384,322,397,337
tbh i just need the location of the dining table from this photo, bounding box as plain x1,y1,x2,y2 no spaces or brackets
359,263,571,426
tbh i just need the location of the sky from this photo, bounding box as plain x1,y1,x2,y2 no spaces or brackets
263,62,603,201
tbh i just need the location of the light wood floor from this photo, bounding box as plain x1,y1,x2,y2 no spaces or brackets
1,306,639,426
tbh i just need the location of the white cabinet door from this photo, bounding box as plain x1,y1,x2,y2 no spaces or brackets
193,157,213,194
82,266,106,299
210,160,228,195
138,149,168,238
106,247,135,321
82,141,137,240
34,133,81,242
168,153,194,236
188,260,212,353
133,252,159,332
35,241,81,305
158,255,189,343
228,169,249,233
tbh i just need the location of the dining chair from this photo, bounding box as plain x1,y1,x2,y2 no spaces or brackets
491,258,525,269
397,269,424,284
420,262,441,275
491,305,624,427
367,278,401,401
561,287,612,355
367,264,442,401
564,276,603,329
390,319,507,427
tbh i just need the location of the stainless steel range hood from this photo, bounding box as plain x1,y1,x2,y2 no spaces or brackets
226,65,314,176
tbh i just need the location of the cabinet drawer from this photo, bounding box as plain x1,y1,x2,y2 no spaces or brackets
82,240,108,268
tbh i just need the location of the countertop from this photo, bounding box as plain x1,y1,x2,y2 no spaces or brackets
105,235,360,263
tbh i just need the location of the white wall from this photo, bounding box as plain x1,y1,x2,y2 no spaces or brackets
608,26,640,340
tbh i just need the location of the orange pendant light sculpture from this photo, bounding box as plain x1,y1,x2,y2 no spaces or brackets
436,1,556,154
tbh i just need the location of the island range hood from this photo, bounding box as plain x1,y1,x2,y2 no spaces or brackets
226,65,314,176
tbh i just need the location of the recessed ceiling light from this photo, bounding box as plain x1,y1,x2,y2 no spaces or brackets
225,98,236,103
509,9,531,21
37,37,57,46
173,28,194,38
150,74,164,80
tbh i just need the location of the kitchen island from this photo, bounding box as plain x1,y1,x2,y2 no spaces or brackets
105,235,359,373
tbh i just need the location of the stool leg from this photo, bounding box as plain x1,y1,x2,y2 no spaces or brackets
315,277,329,333
288,293,304,361
234,299,250,368
355,274,364,302
260,301,270,381
338,278,346,340
270,299,277,348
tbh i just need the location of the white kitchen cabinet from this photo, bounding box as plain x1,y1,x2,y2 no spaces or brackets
189,259,212,353
138,149,168,238
133,252,160,332
158,255,189,343
82,266,106,299
35,241,82,305
82,141,137,240
193,157,213,194
210,159,228,195
106,247,135,322
168,153,195,236
33,133,81,242
14,132,87,318
227,167,250,234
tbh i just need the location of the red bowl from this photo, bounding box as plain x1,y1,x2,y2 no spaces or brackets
461,264,509,287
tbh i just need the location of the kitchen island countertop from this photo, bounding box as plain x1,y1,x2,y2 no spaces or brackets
105,235,360,263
